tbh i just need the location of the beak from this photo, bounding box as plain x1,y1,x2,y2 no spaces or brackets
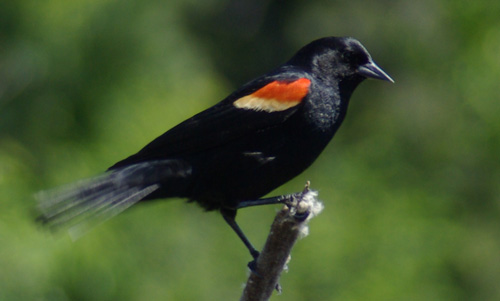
358,61,394,83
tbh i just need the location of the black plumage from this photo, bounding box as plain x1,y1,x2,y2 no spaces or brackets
38,36,393,259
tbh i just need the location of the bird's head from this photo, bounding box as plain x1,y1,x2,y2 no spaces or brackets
288,37,394,85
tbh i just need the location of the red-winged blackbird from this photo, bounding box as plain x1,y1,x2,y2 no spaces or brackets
38,36,393,262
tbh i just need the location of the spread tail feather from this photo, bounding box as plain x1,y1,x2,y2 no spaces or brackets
36,160,191,239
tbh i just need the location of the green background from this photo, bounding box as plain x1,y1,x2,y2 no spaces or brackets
2,0,500,300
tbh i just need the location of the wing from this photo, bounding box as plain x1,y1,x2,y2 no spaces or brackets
110,75,312,169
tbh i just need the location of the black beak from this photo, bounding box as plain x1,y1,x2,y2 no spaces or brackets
358,61,394,83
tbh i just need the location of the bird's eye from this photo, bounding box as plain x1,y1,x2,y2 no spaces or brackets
342,49,367,67
342,51,354,62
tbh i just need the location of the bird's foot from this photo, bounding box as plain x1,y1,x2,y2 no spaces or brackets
247,249,261,276
282,181,312,221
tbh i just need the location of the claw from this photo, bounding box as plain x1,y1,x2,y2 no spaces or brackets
293,210,310,221
247,259,261,277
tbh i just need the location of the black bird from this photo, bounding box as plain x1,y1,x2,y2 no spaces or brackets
37,36,393,263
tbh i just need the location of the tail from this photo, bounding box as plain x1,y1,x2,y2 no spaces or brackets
36,160,191,239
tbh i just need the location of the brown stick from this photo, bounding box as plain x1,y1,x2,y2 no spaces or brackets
240,182,323,301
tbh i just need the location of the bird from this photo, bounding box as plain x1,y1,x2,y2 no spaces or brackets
37,36,393,264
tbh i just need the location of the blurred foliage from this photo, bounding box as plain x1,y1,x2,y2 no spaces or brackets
1,0,500,300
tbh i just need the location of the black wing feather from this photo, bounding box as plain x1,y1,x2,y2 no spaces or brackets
110,73,307,169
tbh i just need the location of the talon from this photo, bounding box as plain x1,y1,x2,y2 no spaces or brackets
294,210,310,221
247,259,261,277
283,193,300,208
247,249,261,276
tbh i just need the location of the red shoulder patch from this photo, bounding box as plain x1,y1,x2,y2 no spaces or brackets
233,78,311,112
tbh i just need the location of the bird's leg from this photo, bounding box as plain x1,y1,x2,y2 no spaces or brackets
222,183,313,272
235,194,299,210
237,182,312,219
220,208,260,271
